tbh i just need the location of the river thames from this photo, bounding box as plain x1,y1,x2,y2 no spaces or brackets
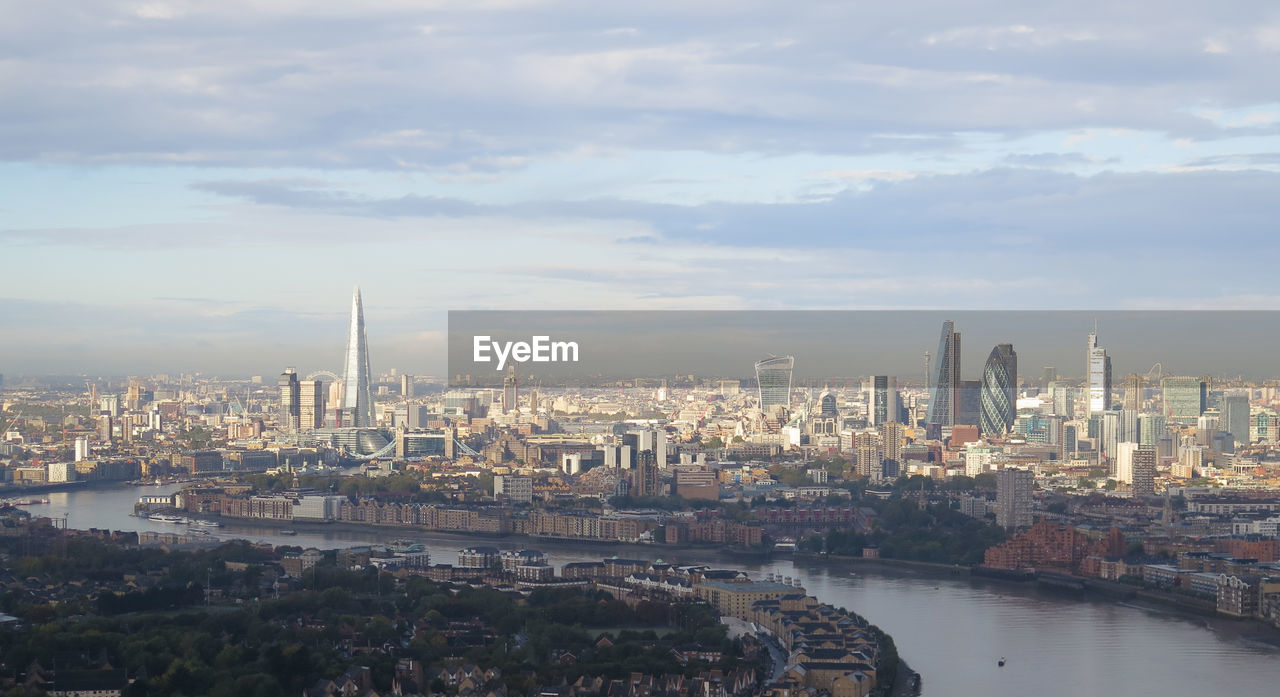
29,483,1280,697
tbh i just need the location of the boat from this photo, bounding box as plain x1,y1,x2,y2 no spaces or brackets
998,657,1006,667
15,498,50,505
279,529,298,536
148,514,185,523
192,519,223,528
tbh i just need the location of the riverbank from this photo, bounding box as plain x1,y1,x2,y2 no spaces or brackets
795,551,972,576
795,551,1280,647
183,510,776,557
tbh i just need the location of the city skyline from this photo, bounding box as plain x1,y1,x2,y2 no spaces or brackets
5,3,1280,375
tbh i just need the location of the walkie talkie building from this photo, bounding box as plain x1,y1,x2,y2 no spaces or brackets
755,355,794,417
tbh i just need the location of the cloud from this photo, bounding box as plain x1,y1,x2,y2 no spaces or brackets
3,1,1280,171
183,167,1280,254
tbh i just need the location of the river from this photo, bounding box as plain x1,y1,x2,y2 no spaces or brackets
25,484,1280,697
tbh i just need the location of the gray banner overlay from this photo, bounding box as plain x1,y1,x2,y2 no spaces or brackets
446,310,1280,388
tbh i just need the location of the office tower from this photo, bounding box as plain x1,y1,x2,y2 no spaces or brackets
1123,374,1144,412
1196,412,1220,447
1162,376,1206,425
502,366,518,413
996,468,1034,530
1048,381,1074,418
299,379,325,430
926,320,961,437
1120,409,1140,445
278,368,300,432
400,374,414,398
755,355,794,417
99,395,121,417
1039,367,1057,394
866,375,899,426
1063,423,1078,453
634,450,660,497
979,344,1017,436
1086,328,1112,416
340,286,375,427
1139,414,1166,447
820,390,838,417
957,379,982,427
1102,410,1120,462
405,405,429,429
1251,408,1274,443
1223,394,1250,446
1132,447,1156,498
97,414,113,443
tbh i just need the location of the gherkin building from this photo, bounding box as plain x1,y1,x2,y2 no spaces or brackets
980,344,1018,436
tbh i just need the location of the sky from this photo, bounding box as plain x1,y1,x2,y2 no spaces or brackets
3,1,1280,376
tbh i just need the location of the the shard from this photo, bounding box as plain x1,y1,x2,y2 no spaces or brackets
341,286,375,428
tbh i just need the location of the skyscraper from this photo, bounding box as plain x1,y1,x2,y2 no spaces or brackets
1162,376,1206,425
400,374,414,398
926,320,961,438
755,355,794,417
1223,394,1251,446
1086,327,1112,416
278,368,300,432
996,468,1034,530
1132,447,1156,498
502,366,518,413
866,375,899,426
1039,367,1057,394
1139,414,1166,447
979,344,1017,436
1123,374,1144,412
340,286,375,428
299,378,325,430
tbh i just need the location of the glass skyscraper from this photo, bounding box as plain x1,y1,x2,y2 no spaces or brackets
926,320,961,437
1086,328,1111,416
341,286,375,428
1162,376,1206,425
979,344,1017,436
754,355,794,416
